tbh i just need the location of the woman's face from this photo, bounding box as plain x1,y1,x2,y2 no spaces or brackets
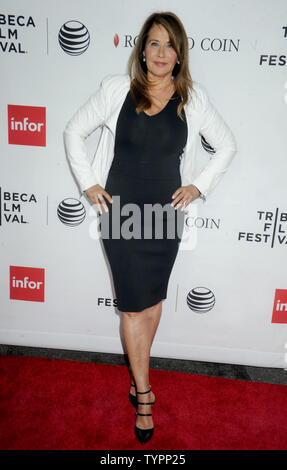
143,23,178,81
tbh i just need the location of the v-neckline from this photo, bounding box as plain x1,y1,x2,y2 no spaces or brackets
143,90,178,118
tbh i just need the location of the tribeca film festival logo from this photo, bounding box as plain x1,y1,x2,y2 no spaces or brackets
8,105,46,147
259,26,287,67
0,188,37,226
272,289,287,324
10,266,45,302
0,14,35,53
59,21,90,55
238,209,287,248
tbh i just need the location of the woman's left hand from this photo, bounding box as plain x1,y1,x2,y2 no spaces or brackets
171,184,201,210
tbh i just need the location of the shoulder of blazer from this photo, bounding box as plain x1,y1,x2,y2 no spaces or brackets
185,80,207,114
100,73,130,101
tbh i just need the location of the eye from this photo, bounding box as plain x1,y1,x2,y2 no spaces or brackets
151,41,158,46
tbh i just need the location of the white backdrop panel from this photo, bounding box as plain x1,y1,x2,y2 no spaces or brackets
0,0,286,368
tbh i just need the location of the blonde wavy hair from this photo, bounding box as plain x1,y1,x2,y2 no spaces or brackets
127,11,193,121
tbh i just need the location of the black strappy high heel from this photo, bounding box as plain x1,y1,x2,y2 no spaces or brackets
134,386,155,444
129,383,156,409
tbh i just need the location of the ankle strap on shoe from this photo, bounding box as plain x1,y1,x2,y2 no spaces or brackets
136,411,152,416
136,386,151,394
137,401,154,405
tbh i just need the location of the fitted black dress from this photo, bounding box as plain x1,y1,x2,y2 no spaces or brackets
100,89,187,312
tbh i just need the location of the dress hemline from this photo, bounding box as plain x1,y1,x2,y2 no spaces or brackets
117,295,167,313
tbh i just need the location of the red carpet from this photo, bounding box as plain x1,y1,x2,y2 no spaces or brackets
0,355,286,450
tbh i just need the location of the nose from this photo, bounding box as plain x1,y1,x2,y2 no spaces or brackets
158,45,165,57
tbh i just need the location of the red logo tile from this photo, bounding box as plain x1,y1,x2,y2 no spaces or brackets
272,289,287,323
10,266,45,302
8,105,46,146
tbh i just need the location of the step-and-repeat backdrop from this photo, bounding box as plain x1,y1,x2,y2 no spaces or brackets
1,0,286,368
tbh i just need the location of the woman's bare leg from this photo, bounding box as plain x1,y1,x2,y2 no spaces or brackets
122,300,163,430
128,300,162,389
147,300,163,348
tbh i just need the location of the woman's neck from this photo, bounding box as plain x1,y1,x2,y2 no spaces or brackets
146,72,174,92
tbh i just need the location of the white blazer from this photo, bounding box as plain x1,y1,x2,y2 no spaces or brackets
63,74,237,203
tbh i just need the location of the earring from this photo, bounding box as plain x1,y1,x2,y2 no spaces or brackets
143,54,146,62
177,60,180,64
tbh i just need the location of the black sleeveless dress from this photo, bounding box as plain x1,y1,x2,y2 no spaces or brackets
100,89,187,312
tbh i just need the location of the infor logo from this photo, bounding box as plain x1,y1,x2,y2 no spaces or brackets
10,266,45,302
8,104,46,146
272,289,287,324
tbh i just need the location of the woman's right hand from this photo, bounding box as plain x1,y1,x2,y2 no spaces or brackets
84,184,113,213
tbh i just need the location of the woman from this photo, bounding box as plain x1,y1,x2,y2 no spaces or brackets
63,11,237,444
